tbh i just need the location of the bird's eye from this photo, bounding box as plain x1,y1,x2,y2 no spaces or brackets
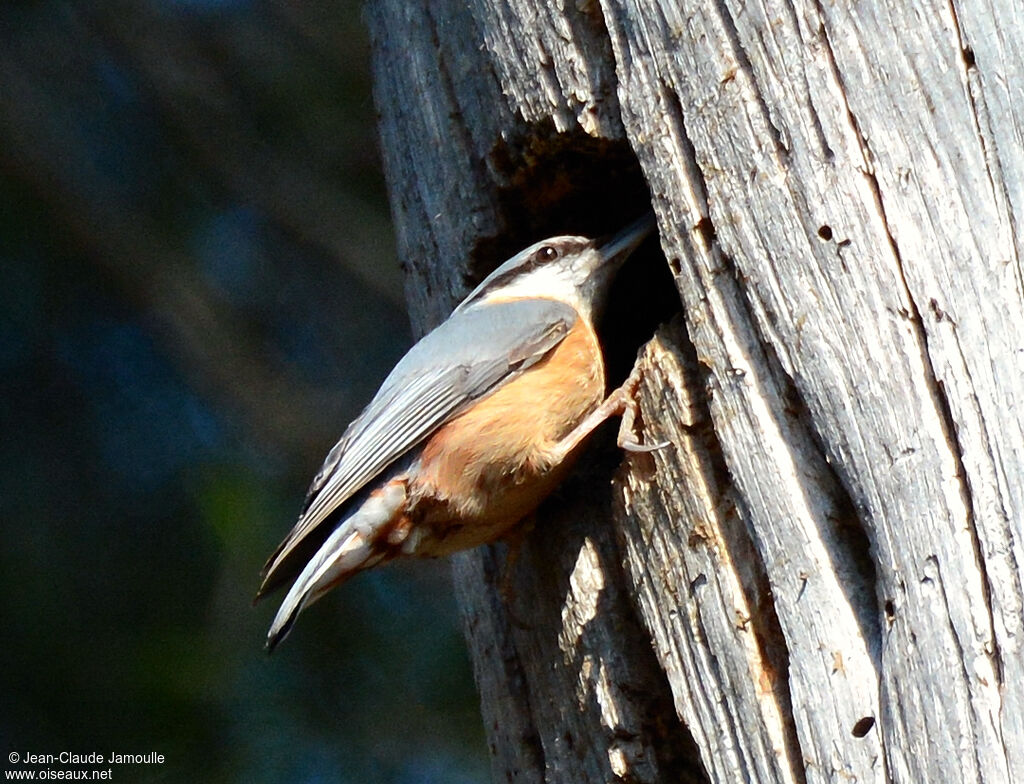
537,245,558,262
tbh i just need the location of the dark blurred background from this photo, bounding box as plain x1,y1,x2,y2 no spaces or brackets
0,0,487,781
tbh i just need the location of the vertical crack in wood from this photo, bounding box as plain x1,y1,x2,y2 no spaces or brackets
829,40,1004,716
616,321,811,784
754,327,883,668
775,0,834,162
708,0,790,160
706,227,887,780
809,0,1006,758
932,373,1002,689
657,83,712,221
805,0,874,177
625,56,894,774
942,0,1021,263
624,74,812,781
930,555,993,777
661,71,881,672
678,321,808,784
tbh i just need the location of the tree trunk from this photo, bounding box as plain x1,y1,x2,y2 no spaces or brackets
365,0,1024,782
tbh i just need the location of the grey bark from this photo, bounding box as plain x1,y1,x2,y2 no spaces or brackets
365,0,1024,782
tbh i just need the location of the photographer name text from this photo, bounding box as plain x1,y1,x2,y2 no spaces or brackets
14,753,164,765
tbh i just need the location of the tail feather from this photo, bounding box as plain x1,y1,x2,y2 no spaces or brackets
265,480,406,651
266,528,374,652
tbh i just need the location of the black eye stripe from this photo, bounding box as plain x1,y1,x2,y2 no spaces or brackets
463,237,591,304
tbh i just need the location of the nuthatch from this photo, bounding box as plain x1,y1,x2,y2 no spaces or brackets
257,213,658,649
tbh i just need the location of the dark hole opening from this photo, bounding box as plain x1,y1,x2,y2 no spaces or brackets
469,125,681,389
852,716,876,737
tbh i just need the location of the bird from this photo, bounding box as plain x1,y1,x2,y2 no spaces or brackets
256,212,659,650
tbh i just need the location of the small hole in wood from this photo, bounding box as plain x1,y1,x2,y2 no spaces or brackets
817,225,833,241
852,716,876,737
963,47,976,68
695,216,716,247
884,600,895,619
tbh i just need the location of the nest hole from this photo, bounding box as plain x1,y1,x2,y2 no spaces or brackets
470,124,681,387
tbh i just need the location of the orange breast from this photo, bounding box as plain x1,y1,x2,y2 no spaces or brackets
409,314,604,554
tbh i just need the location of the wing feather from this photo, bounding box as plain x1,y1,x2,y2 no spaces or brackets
260,298,578,591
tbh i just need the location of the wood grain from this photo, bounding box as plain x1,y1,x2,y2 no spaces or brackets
366,0,1024,780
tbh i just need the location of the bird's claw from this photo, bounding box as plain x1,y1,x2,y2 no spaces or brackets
619,436,670,453
614,367,669,453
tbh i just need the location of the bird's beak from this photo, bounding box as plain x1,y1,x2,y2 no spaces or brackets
596,212,657,268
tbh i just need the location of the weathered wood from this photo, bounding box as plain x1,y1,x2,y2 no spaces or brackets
366,0,1024,781
617,319,882,783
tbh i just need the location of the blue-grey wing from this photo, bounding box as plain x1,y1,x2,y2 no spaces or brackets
261,297,578,586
